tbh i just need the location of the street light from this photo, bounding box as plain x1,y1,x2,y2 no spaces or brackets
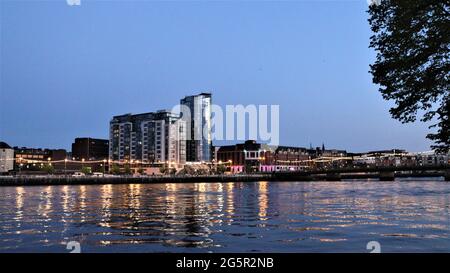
103,159,107,174
64,158,68,176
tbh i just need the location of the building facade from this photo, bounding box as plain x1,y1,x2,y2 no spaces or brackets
72,137,109,161
216,140,311,173
109,110,186,165
14,147,67,162
13,146,67,173
180,93,212,162
0,142,14,174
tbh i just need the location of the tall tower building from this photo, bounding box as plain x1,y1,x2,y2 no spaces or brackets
180,93,212,162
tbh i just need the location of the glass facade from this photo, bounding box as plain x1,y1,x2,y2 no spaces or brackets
180,93,212,162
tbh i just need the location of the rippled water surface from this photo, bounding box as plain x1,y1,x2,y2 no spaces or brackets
1,180,449,252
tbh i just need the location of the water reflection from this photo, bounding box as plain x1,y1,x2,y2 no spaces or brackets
0,180,449,252
15,187,24,224
258,181,268,221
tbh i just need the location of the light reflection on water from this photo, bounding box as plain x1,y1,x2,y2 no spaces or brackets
0,180,449,252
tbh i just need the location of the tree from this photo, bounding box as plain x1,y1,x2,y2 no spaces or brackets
81,166,92,175
124,165,132,175
368,0,449,153
159,165,167,175
216,164,227,174
42,164,54,174
111,164,121,175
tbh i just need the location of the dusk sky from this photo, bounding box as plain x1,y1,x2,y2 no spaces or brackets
0,0,434,152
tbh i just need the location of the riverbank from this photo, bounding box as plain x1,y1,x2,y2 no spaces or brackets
0,171,448,186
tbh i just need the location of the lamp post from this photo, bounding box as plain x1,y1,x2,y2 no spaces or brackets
103,159,106,174
18,156,23,176
64,158,68,176
135,160,141,175
47,157,52,176
17,157,22,176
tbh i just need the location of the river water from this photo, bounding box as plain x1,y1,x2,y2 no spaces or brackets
0,179,449,253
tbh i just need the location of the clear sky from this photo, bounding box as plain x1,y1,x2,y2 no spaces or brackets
0,0,434,152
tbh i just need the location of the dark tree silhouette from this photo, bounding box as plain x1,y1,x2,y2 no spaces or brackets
368,0,449,153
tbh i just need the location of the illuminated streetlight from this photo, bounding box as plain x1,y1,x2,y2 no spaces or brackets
64,158,68,176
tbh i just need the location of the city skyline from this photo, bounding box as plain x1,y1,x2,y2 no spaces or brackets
0,1,435,152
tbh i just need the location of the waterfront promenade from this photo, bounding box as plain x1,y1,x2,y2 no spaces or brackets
1,165,449,186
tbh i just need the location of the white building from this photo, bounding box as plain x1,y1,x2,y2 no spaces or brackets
109,110,186,165
0,142,14,174
414,151,449,166
145,110,186,166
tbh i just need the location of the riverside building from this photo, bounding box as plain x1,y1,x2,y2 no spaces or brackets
216,140,311,173
71,137,109,161
109,110,186,166
180,93,212,162
0,142,14,174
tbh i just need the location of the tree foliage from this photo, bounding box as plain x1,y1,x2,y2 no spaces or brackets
111,164,121,175
43,164,54,174
368,0,449,153
81,166,92,175
216,164,227,174
124,165,132,175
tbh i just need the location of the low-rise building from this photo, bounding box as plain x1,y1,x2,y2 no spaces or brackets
216,140,311,173
72,137,109,161
13,146,67,173
414,151,449,166
0,142,14,174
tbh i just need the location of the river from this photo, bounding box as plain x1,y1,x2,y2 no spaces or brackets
0,179,449,252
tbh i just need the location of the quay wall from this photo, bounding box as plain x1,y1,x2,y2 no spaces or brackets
0,171,448,186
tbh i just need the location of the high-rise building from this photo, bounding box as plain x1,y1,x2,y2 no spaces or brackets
72,138,109,161
109,110,186,165
180,93,212,162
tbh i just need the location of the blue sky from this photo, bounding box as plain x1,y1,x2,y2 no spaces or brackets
0,0,433,152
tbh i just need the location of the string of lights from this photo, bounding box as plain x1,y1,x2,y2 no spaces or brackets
2,152,422,165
